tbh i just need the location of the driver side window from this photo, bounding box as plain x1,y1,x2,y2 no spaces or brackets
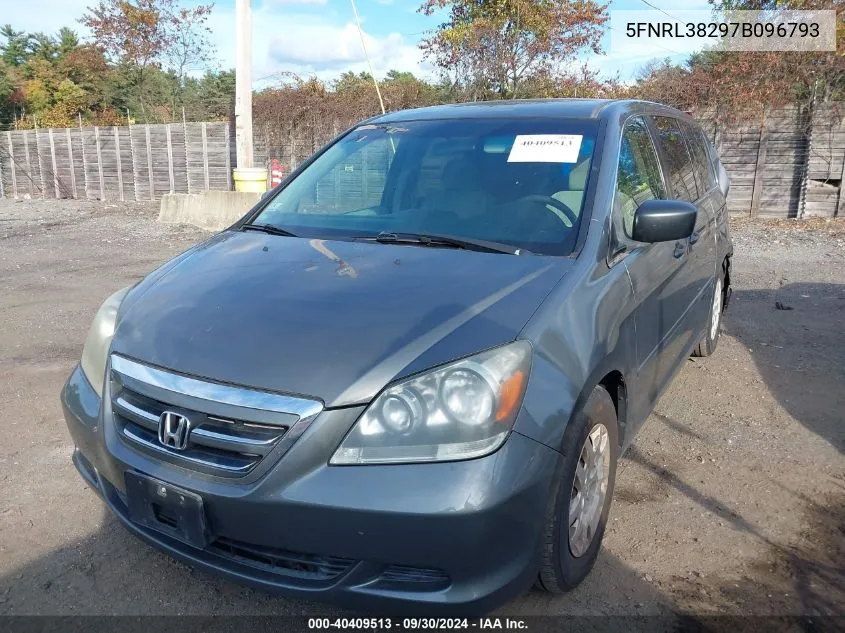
615,117,666,239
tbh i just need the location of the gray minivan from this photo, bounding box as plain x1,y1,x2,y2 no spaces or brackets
61,99,732,614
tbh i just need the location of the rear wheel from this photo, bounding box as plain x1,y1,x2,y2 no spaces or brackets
693,268,725,357
536,385,619,592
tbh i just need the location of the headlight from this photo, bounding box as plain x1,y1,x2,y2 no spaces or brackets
80,287,130,397
331,341,531,465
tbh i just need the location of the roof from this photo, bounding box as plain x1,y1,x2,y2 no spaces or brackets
371,99,651,123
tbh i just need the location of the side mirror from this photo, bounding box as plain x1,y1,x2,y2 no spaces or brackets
631,200,697,243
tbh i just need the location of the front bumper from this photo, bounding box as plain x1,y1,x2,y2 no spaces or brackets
61,364,561,614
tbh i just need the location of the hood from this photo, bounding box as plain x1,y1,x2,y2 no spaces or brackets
112,231,572,407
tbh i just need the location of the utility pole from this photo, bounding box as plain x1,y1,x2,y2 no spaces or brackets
235,0,254,169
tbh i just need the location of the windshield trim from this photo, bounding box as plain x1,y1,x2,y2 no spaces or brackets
236,115,605,259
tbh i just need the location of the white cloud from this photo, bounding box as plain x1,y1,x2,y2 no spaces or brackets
208,5,429,85
268,22,416,68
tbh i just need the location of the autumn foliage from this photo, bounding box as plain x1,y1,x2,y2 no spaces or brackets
637,0,845,118
0,0,221,129
1,0,842,133
420,0,609,99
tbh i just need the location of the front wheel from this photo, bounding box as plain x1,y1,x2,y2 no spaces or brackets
536,385,619,592
693,269,724,358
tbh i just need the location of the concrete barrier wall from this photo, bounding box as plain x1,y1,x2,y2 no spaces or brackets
158,191,262,231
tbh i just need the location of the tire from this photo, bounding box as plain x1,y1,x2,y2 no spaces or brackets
693,267,725,358
536,385,619,593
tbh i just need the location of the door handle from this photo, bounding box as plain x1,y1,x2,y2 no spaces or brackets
673,242,686,258
688,231,700,245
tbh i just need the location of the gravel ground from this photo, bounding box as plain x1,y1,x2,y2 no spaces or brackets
0,199,843,618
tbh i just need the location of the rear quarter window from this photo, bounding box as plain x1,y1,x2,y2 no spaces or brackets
681,120,718,194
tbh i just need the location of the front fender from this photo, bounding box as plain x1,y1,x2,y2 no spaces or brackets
515,258,638,453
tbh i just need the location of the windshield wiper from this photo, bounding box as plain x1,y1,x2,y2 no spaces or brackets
359,231,526,255
241,223,298,238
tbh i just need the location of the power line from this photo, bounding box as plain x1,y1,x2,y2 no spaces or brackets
608,24,687,58
637,0,686,24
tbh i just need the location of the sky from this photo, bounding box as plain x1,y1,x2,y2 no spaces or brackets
2,0,714,86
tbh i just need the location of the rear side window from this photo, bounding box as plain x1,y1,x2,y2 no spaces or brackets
615,117,666,238
651,116,699,202
681,120,718,193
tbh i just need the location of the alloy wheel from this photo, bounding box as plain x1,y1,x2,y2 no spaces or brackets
710,278,723,341
568,423,611,557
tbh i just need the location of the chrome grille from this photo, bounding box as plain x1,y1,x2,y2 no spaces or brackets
109,355,323,478
113,390,284,474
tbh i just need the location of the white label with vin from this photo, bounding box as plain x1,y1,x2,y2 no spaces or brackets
507,134,582,163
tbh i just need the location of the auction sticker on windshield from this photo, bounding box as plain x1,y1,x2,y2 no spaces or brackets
507,134,582,163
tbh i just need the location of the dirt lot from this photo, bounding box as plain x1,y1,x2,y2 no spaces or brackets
0,199,843,618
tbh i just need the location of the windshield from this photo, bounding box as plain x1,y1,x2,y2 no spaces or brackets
251,118,599,256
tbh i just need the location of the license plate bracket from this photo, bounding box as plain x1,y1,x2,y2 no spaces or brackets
125,471,210,549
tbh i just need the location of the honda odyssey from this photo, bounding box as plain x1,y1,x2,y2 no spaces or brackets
61,99,733,613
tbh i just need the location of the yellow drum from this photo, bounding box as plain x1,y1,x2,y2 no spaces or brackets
233,168,268,193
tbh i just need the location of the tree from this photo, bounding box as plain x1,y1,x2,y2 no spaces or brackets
688,0,845,115
164,4,214,82
39,78,88,127
81,0,167,69
0,6,228,129
334,71,372,93
81,0,167,118
419,0,609,99
0,25,33,67
163,3,215,117
630,0,845,117
81,0,216,121
28,33,60,62
382,70,439,109
190,69,235,119
632,59,704,111
57,28,80,56
22,78,50,118
61,45,110,94
0,61,17,126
